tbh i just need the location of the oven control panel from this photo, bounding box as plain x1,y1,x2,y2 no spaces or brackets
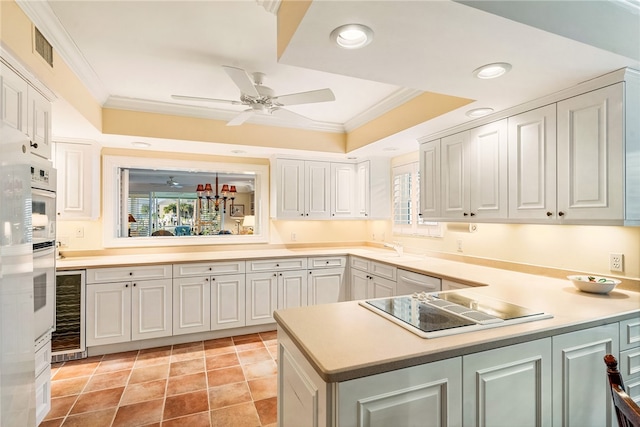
31,166,50,186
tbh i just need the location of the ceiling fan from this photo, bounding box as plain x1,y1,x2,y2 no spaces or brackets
172,66,336,126
166,176,182,188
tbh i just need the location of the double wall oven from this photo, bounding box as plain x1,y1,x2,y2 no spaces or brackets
31,157,56,341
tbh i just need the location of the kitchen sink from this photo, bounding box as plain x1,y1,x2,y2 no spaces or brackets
377,254,423,262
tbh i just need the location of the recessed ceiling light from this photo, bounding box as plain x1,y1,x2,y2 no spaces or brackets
472,62,512,79
466,107,494,118
330,24,374,49
131,141,151,147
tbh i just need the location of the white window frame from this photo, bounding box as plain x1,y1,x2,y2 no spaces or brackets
392,162,442,237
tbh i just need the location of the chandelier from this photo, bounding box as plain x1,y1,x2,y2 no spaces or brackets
195,174,236,213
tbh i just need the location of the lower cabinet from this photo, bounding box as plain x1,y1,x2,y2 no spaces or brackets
463,338,552,427
552,323,619,427
308,267,346,305
246,272,279,326
350,269,396,300
86,278,172,346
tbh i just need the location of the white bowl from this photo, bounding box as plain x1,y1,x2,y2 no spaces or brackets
567,275,621,294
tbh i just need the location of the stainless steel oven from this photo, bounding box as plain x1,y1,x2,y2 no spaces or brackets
31,157,56,341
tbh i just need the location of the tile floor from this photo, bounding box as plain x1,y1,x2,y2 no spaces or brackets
40,331,278,427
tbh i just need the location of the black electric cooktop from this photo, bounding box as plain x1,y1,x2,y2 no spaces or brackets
361,291,552,338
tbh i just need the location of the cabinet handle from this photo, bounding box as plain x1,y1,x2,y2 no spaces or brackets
30,141,38,149
558,211,565,217
470,212,475,217
463,213,468,217
546,211,553,217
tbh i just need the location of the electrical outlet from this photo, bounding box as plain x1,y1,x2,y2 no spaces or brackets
609,253,624,272
456,239,463,252
291,232,297,242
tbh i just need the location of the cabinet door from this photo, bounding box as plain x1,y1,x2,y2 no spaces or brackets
419,139,441,219
308,267,346,305
469,119,508,219
0,65,28,133
305,161,330,219
552,323,619,427
27,86,51,159
441,131,470,219
338,357,463,427
246,272,278,326
350,269,370,301
86,282,131,346
173,277,211,335
508,104,557,220
356,161,370,218
274,159,305,218
330,162,356,218
463,338,552,427
211,274,246,331
131,279,172,341
55,142,100,220
371,275,396,299
278,270,308,310
557,83,624,221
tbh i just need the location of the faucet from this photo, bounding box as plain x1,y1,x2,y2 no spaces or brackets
383,241,404,256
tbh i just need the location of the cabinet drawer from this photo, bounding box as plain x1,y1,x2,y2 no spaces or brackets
87,265,171,283
308,256,346,269
620,317,640,351
370,261,397,281
247,258,307,272
35,338,51,377
620,348,640,381
350,256,370,271
173,261,245,277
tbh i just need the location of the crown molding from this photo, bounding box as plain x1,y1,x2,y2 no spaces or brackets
104,96,346,133
344,88,422,132
256,0,281,15
16,0,109,104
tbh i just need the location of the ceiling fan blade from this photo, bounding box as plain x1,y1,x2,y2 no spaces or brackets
171,94,242,105
273,88,335,106
227,109,255,126
222,66,260,97
270,107,314,124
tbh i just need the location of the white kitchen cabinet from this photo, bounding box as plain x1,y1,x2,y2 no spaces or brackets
86,265,172,346
441,279,471,291
271,158,330,219
557,83,624,223
338,356,463,427
54,141,100,220
349,256,397,300
246,272,279,326
277,270,309,310
419,139,441,218
463,338,552,427
173,276,210,335
331,162,356,218
308,267,346,305
441,120,507,220
27,85,51,159
396,269,440,295
0,63,28,133
172,261,246,334
552,323,619,427
508,104,557,221
355,159,391,219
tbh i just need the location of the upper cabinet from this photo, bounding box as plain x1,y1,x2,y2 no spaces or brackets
53,141,101,220
420,68,640,226
0,60,52,159
271,157,390,220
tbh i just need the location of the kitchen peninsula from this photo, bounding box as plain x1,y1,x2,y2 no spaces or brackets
58,247,640,426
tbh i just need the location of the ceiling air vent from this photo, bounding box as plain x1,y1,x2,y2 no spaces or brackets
34,27,53,67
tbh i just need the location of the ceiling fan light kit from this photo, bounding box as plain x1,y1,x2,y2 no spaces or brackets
172,65,336,126
330,24,374,49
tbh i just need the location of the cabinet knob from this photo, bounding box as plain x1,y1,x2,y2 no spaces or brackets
125,284,129,288
470,212,475,217
205,278,209,281
129,272,133,276
279,273,282,276
209,267,212,271
306,213,309,216
30,141,38,149
558,211,565,217
309,271,312,275
463,213,469,217
133,283,136,287
546,211,553,217
273,273,277,277
276,264,279,267
300,213,304,216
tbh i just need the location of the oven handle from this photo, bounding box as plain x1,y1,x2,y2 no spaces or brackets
32,188,56,199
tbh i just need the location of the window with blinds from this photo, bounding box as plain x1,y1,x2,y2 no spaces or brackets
392,162,442,237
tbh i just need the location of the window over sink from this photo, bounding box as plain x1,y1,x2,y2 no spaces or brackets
103,155,269,248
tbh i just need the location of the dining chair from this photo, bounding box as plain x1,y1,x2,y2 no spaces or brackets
604,354,640,427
